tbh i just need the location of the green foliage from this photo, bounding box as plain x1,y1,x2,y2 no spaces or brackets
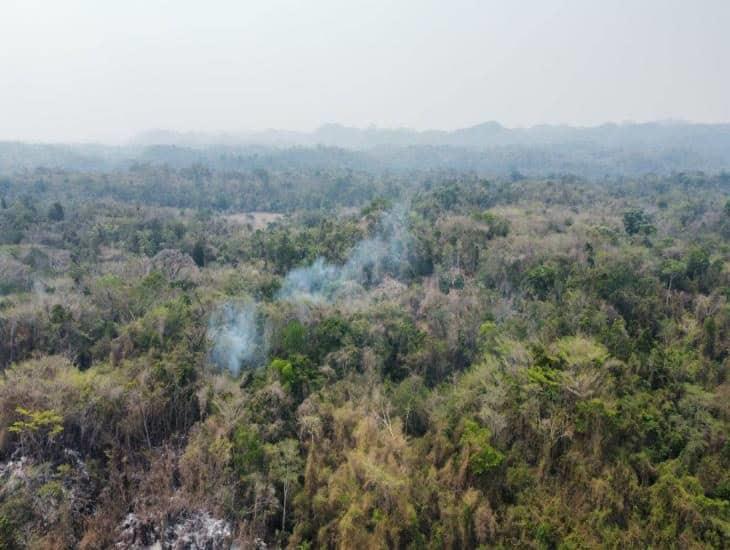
623,208,655,235
659,258,688,290
646,465,730,546
270,358,296,387
551,335,609,368
281,320,306,356
47,201,65,221
1,166,729,548
686,247,710,279
524,263,557,299
8,406,64,458
264,438,303,532
460,419,504,476
269,355,321,399
231,425,264,477
8,407,63,437
0,514,19,550
479,210,510,238
574,398,617,434
311,316,350,361
192,240,206,267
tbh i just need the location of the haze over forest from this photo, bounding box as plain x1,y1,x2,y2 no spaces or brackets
3,119,730,178
2,2,730,549
2,1,729,143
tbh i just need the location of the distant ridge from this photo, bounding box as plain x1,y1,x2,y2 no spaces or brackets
131,120,730,152
3,121,730,177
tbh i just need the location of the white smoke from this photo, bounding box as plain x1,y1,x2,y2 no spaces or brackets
207,301,265,375
208,206,411,374
277,206,410,303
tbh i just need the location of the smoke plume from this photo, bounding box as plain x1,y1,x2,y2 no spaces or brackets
207,301,266,375
277,206,410,303
209,206,410,374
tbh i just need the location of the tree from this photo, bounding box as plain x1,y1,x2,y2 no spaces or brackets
8,407,64,459
525,263,557,299
192,240,206,267
280,320,306,356
232,425,264,478
265,439,302,533
685,247,710,280
659,258,687,293
584,242,595,267
622,209,654,235
47,201,65,221
460,419,504,477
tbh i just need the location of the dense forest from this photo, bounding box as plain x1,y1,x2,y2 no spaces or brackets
0,156,729,548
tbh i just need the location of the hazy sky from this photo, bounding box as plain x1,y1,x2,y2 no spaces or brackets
1,0,729,142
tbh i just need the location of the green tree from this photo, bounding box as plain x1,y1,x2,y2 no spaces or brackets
525,263,557,299
8,407,64,459
281,320,306,356
685,247,710,279
265,439,303,532
231,425,264,477
623,208,655,235
192,240,206,267
460,419,504,476
47,201,65,221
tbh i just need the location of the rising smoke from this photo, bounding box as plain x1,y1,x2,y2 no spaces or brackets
277,206,410,303
207,300,266,375
208,206,411,374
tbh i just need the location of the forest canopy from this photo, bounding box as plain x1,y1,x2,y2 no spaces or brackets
0,155,729,548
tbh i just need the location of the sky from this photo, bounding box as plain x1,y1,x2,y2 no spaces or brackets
1,0,729,143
